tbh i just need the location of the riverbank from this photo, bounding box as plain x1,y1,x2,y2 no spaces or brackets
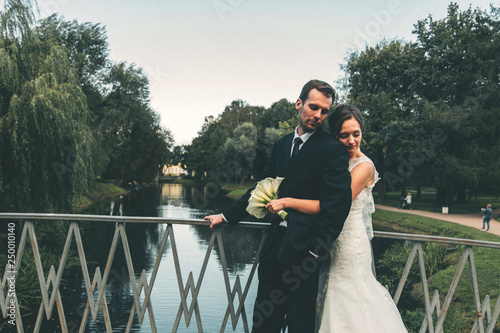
76,181,129,211
170,178,254,198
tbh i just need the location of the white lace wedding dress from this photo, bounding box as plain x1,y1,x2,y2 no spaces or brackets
318,155,407,333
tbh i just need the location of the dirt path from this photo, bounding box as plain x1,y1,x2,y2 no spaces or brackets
375,204,500,237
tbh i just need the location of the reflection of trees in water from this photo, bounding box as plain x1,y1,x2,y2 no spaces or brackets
160,182,266,274
123,184,162,218
58,186,167,331
191,224,266,274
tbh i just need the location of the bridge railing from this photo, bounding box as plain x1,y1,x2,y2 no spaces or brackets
1,213,499,333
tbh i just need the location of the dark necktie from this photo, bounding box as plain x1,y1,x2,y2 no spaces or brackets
290,137,303,163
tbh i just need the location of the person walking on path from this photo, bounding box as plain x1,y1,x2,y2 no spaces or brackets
398,194,405,209
405,192,412,210
482,204,493,231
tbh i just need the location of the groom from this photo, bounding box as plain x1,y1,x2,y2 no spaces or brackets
205,79,351,332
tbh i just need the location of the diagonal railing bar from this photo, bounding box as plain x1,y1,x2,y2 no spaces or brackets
420,290,443,333
78,266,112,333
124,222,171,333
482,294,500,333
468,246,485,333
475,295,492,333
171,224,216,332
32,265,69,332
126,270,158,332
19,222,70,331
218,230,268,332
434,246,477,332
1,213,500,333
416,242,434,333
393,242,434,333
76,221,118,325
489,295,500,333
472,295,499,333
117,222,163,326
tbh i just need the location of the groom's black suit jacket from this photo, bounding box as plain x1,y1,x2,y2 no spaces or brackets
223,128,352,263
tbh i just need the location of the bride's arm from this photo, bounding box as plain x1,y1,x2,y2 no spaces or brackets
350,161,375,200
266,198,320,215
265,162,374,216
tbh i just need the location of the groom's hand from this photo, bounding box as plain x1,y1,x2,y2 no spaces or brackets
204,214,225,230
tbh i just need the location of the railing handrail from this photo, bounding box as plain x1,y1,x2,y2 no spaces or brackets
1,212,499,248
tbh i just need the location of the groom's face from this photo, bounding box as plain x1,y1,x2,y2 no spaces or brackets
296,89,332,135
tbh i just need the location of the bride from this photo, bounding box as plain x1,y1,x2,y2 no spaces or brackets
266,104,407,332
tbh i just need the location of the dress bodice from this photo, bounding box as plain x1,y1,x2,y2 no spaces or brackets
348,154,379,239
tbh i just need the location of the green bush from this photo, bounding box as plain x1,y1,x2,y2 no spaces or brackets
377,242,447,293
401,309,426,333
0,246,79,331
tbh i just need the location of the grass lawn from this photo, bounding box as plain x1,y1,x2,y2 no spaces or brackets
221,181,257,198
76,181,128,210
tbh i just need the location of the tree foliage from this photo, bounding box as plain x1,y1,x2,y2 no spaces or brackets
0,8,94,212
224,122,258,184
412,3,500,204
0,9,174,212
184,99,297,181
342,3,500,206
0,0,35,40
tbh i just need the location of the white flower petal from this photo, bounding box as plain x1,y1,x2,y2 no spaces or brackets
246,177,285,220
246,199,267,219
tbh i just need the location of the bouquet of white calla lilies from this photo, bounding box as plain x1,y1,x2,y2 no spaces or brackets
246,177,288,220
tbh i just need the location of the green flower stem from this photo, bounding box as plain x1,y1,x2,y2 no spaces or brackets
278,210,288,220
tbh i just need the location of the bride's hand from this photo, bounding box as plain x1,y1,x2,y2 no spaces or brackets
266,199,288,215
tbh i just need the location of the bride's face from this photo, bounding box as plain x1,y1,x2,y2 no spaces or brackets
337,118,362,157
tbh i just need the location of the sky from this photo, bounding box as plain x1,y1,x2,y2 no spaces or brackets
35,0,496,145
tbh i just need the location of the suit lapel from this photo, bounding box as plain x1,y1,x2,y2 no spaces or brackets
282,133,294,174
286,129,324,176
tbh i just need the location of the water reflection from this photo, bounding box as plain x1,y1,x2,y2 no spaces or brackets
73,182,262,332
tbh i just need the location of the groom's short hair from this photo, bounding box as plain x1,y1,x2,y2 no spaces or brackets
299,80,335,103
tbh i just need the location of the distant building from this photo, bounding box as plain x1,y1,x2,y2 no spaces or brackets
162,163,188,177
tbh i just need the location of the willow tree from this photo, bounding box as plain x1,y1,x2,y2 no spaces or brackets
0,0,35,40
0,2,94,212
